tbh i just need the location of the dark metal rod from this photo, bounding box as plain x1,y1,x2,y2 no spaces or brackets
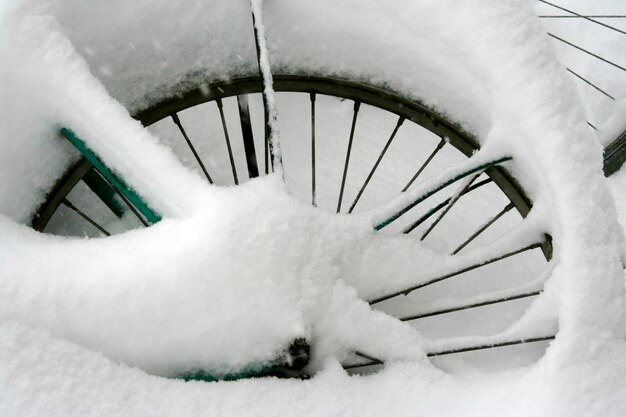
402,137,446,192
344,334,554,368
566,68,615,100
538,0,626,36
548,33,626,73
588,121,598,130
61,198,111,236
311,93,317,206
420,174,478,241
427,336,555,357
400,290,541,321
343,361,378,370
171,113,213,184
237,95,259,179
375,157,511,231
539,15,626,18
355,351,383,364
216,98,239,185
348,116,405,213
337,100,361,213
343,352,384,370
369,242,542,305
82,167,125,218
403,178,493,234
451,202,515,255
92,169,149,227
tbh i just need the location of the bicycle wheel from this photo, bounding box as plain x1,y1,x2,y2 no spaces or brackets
3,0,625,384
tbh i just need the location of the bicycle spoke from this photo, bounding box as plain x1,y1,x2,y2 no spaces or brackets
539,0,626,36
373,156,512,231
420,173,478,241
566,68,615,100
91,169,149,227
539,15,626,18
368,241,542,305
343,352,384,370
216,98,238,184
400,290,541,321
403,178,493,234
82,168,125,218
548,33,626,73
348,116,404,213
171,113,213,184
344,333,553,368
452,202,515,254
310,93,317,206
237,95,259,179
61,199,111,236
402,137,446,192
337,100,361,213
427,336,555,357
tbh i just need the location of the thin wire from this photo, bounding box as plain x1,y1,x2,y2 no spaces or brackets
539,15,626,19
538,1,626,36
566,68,615,100
62,199,111,236
548,33,626,73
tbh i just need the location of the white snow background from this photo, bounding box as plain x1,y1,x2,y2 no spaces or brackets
1,0,626,416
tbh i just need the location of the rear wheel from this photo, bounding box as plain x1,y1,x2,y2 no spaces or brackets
33,74,556,374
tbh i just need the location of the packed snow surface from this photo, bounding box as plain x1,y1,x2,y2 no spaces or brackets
0,0,625,416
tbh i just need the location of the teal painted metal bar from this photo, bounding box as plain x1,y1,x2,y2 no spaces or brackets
179,364,284,383
83,168,125,218
59,128,162,224
374,156,512,231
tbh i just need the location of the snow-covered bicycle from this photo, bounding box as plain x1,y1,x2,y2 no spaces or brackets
3,0,625,387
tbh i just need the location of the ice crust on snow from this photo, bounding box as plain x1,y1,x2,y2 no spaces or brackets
0,0,625,415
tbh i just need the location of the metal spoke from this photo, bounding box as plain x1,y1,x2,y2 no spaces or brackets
355,351,383,364
171,113,213,184
61,198,111,236
451,202,515,254
310,93,317,206
402,137,446,192
539,15,626,18
343,335,554,368
420,174,478,241
427,336,555,357
548,33,626,73
88,169,149,227
216,98,238,184
348,116,404,213
82,167,125,218
566,68,615,100
369,242,542,305
237,95,259,179
538,0,626,36
343,352,384,370
374,156,512,231
400,290,541,321
403,178,493,234
337,100,361,213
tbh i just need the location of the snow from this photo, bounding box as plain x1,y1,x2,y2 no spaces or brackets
0,0,625,415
